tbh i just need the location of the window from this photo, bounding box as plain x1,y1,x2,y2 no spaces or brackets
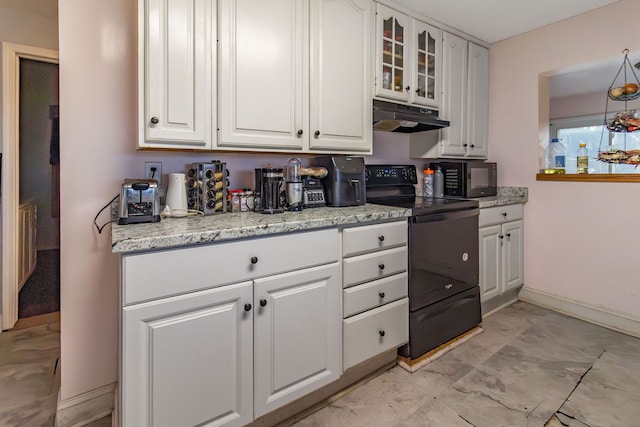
550,114,640,174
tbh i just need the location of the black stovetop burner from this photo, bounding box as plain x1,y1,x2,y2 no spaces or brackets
365,164,478,215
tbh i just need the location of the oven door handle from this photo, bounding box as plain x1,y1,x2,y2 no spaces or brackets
411,207,479,223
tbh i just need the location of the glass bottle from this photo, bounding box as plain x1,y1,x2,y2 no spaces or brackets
577,143,588,174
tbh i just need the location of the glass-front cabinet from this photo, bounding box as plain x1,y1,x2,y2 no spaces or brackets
375,3,441,108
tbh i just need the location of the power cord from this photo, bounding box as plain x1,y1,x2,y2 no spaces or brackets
94,194,119,234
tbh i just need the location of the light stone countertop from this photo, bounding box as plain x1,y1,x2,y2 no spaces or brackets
471,186,528,208
112,204,411,254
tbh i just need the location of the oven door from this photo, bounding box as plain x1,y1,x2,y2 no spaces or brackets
408,208,479,312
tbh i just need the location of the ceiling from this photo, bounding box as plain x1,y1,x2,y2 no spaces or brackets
389,0,621,44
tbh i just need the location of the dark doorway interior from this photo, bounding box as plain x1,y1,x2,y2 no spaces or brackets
17,58,60,319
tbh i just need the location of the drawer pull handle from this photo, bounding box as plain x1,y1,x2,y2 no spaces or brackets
379,292,385,299
378,235,385,242
379,330,386,337
244,303,252,312
250,256,258,264
445,284,453,290
260,299,267,307
378,263,385,270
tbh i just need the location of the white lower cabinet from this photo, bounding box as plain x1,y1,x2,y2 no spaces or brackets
254,264,341,417
478,204,524,303
120,229,341,426
122,282,253,427
341,220,409,370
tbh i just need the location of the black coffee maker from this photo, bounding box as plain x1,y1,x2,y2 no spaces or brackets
254,168,284,214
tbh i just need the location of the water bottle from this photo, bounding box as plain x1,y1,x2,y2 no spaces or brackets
423,168,434,196
546,138,566,171
577,143,588,174
434,166,444,198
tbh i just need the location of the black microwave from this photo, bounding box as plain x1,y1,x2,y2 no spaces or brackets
429,160,497,198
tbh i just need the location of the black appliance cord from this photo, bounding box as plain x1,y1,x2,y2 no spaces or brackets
94,194,119,234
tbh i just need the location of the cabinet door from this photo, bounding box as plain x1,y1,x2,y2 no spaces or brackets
409,20,440,108
502,220,524,291
479,225,501,301
466,42,489,158
374,3,410,102
122,282,253,427
218,0,306,150
254,263,341,417
140,0,214,149
440,31,468,157
309,0,372,153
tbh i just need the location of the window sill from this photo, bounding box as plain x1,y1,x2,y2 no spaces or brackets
536,173,640,182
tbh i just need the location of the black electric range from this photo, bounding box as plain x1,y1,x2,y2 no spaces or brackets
365,164,482,360
365,164,479,215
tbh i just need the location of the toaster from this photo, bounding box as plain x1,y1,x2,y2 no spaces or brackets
118,179,161,225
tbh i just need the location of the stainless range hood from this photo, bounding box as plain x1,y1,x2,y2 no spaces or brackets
373,99,449,133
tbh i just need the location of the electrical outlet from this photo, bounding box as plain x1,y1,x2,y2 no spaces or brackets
144,162,162,181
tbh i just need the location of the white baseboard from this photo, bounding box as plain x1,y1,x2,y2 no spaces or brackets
518,286,640,338
55,383,115,427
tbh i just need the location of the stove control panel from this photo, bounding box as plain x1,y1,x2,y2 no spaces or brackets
365,165,417,186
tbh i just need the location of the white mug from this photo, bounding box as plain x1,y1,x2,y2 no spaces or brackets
165,173,188,217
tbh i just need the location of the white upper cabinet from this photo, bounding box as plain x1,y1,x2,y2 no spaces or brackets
308,0,373,152
375,4,441,108
218,0,372,153
466,42,490,157
218,0,306,151
138,0,215,150
440,32,489,158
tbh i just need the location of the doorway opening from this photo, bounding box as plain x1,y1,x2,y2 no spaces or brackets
16,58,60,323
1,42,59,332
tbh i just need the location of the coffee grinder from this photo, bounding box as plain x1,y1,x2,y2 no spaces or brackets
254,168,284,214
285,157,303,211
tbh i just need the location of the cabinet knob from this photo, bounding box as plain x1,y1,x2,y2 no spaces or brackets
379,292,385,299
502,212,507,217
499,235,504,240
150,116,159,124
379,330,386,337
244,303,252,312
250,256,258,264
463,143,468,147
297,129,304,136
260,299,267,307
314,130,320,137
378,263,385,270
378,235,385,242
405,86,410,92
470,144,475,148
506,233,511,238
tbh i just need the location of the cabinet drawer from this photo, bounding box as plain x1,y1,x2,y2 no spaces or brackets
343,298,408,370
343,273,407,317
342,246,407,288
342,220,407,257
479,204,523,227
122,228,338,305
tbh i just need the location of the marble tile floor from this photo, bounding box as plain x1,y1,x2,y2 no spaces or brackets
0,321,60,427
294,302,640,427
3,302,640,427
